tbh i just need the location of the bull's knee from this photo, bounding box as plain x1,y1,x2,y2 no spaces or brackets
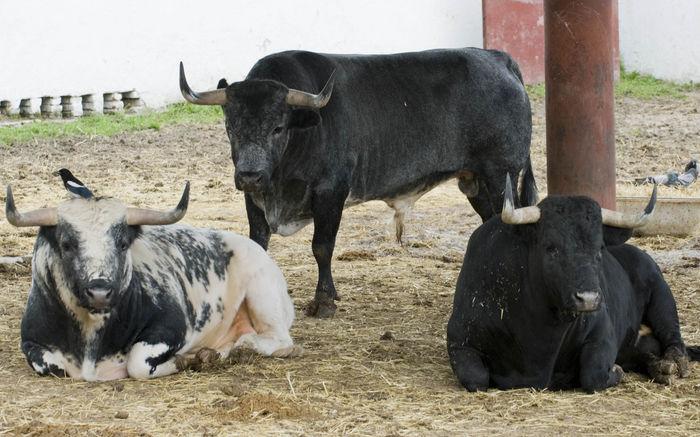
581,364,624,393
23,342,69,377
448,346,489,392
126,342,173,379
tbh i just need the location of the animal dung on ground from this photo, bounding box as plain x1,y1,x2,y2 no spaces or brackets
114,411,129,419
380,331,394,341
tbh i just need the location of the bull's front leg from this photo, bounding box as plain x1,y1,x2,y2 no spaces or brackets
306,188,347,318
245,193,271,250
579,322,623,393
126,341,183,379
22,341,70,377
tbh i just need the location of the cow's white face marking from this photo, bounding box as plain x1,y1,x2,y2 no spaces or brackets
58,198,129,281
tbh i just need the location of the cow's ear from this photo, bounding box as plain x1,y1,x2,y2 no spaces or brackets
289,109,321,130
603,225,633,246
217,78,228,89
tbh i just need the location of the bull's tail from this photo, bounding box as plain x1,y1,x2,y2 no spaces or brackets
687,346,700,361
519,157,538,207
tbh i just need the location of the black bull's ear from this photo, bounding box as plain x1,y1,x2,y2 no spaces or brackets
217,78,229,89
603,225,633,247
289,108,321,130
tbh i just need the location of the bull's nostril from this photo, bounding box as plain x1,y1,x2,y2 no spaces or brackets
239,171,262,183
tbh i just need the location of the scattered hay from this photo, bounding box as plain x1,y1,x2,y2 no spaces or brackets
0,93,699,435
209,392,318,422
336,250,377,261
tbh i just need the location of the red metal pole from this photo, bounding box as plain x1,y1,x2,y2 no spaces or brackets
544,0,616,209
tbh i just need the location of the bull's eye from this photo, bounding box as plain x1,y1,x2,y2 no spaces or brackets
61,241,75,253
545,245,557,255
119,241,129,252
272,126,284,135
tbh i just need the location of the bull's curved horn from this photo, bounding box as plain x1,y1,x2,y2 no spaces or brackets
601,184,657,228
126,182,190,226
285,69,337,108
501,173,541,225
179,62,227,106
5,185,58,227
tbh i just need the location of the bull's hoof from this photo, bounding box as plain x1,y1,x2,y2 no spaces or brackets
196,347,221,364
305,297,337,318
665,346,690,378
175,347,221,372
271,344,304,358
648,359,677,385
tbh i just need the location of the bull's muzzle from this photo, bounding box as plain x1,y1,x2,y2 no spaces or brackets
84,278,114,312
574,291,601,312
234,170,267,193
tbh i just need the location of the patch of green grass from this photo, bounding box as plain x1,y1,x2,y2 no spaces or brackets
0,103,222,146
616,68,699,99
526,68,698,101
525,83,546,100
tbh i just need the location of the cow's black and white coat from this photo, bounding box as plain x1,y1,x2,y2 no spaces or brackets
21,196,295,380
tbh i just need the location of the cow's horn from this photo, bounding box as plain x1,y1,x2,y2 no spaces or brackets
179,62,227,106
5,185,58,227
126,182,190,225
501,174,541,225
601,184,657,228
286,69,337,108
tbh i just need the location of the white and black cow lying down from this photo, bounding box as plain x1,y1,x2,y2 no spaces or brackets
6,179,298,381
447,176,698,392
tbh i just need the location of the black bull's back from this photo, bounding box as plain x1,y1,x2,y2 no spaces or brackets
247,48,532,203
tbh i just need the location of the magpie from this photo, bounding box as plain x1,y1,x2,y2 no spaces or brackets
54,168,94,198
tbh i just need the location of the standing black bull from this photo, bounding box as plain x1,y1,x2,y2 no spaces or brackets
448,176,697,392
180,48,535,317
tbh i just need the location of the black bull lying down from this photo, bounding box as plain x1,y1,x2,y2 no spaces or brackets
448,176,700,392
180,47,535,317
5,181,299,380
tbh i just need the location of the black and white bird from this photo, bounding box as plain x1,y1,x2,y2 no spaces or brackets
54,168,94,199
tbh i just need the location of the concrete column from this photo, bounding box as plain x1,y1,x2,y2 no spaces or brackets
0,100,11,116
61,95,74,118
81,94,95,116
40,96,54,118
19,99,32,118
544,0,616,209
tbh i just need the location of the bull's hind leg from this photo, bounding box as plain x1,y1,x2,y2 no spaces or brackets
641,268,690,380
626,325,689,385
230,252,299,357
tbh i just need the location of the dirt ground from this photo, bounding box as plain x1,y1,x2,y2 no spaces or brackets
0,91,699,436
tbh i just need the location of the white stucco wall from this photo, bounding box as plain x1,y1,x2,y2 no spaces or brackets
619,0,700,82
0,0,483,110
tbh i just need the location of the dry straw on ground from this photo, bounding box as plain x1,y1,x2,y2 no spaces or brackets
0,92,698,436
